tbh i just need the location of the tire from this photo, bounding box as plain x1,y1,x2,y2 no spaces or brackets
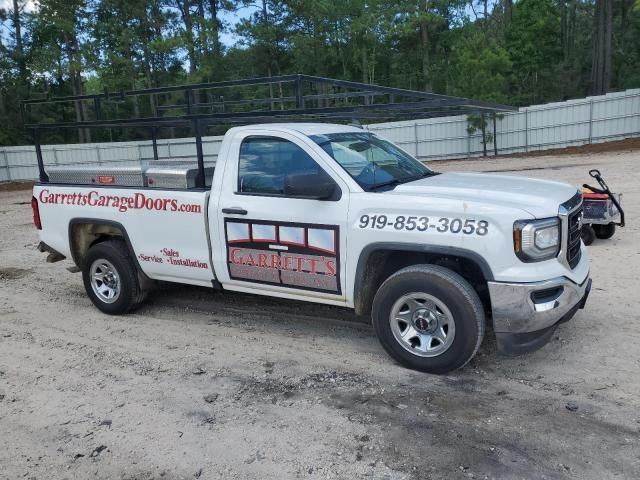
82,239,145,315
594,223,616,240
581,225,596,246
371,265,485,374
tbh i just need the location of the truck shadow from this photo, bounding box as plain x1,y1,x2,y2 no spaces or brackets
138,281,499,366
147,281,364,324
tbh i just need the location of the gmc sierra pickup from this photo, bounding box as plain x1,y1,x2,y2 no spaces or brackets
32,123,591,373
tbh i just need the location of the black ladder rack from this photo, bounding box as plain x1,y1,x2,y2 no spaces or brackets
22,74,516,187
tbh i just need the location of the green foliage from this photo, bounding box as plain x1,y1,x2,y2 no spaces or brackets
450,29,512,103
506,0,563,104
0,0,639,145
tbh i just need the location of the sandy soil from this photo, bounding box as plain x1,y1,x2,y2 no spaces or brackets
1,149,639,480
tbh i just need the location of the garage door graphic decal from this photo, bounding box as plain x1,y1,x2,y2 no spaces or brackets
224,219,340,294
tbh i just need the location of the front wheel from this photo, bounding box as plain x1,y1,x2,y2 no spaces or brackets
371,265,485,374
82,239,146,315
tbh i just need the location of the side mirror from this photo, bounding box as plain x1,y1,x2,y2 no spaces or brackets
283,173,339,200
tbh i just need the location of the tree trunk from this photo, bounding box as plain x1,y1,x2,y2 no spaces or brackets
12,0,27,87
616,0,634,87
420,25,429,91
261,0,272,79
208,0,220,57
151,1,164,70
362,43,368,84
197,0,208,58
590,0,613,95
560,0,568,62
483,0,488,28
143,52,156,114
131,79,141,121
603,0,612,92
71,73,90,144
420,0,433,91
0,89,5,117
568,0,577,56
176,0,198,73
65,30,90,143
332,20,346,79
140,12,157,115
504,0,512,27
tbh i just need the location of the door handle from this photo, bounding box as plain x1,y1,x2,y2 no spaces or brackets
222,207,248,215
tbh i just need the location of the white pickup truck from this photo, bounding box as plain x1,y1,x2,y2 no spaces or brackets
32,123,591,373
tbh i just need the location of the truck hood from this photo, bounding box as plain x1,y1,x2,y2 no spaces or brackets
389,172,578,218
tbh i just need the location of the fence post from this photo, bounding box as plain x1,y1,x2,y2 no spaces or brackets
492,114,498,156
2,149,11,182
138,144,144,168
151,127,159,161
295,75,304,109
96,145,103,165
524,109,529,153
34,129,48,182
414,122,419,157
53,148,59,165
588,98,594,144
193,118,206,188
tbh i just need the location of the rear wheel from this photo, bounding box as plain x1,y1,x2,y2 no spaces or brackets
371,265,485,374
594,223,616,239
82,239,146,315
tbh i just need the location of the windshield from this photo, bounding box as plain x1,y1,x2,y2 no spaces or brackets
310,132,435,191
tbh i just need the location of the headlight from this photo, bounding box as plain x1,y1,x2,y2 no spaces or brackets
513,218,560,262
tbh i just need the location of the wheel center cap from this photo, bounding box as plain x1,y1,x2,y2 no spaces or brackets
413,309,437,333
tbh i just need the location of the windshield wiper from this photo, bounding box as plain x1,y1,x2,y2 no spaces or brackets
400,171,436,183
367,179,402,191
367,171,436,192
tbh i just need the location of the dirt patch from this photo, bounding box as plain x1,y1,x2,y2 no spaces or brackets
507,136,640,157
0,267,31,280
1,150,639,479
0,181,34,192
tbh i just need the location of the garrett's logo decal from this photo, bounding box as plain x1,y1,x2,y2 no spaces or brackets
38,189,202,214
225,219,340,294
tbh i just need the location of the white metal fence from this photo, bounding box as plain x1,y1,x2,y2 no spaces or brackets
367,88,640,160
1,88,638,183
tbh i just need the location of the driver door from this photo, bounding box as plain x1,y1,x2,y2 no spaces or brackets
212,130,350,303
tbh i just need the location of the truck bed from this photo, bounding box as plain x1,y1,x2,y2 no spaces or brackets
34,178,215,287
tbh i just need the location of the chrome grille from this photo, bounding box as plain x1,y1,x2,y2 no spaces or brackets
566,205,583,269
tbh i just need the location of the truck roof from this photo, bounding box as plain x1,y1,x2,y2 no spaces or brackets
229,123,364,137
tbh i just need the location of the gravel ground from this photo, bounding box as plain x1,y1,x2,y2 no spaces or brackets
1,149,639,480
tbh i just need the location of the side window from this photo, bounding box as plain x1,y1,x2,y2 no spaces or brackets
238,136,323,195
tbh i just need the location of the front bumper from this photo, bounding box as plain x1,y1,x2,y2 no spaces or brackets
488,275,591,355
